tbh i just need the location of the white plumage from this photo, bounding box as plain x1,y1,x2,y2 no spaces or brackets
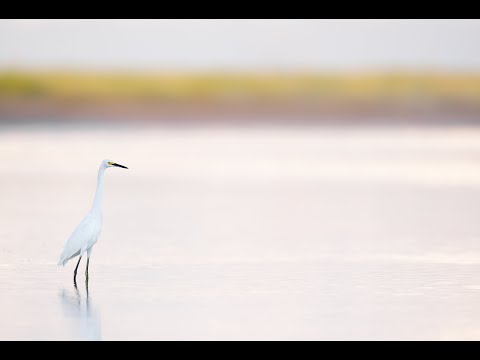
58,159,128,281
58,213,102,267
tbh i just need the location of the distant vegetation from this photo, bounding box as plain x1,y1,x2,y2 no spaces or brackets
1,72,480,103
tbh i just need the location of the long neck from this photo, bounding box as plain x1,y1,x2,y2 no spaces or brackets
92,165,106,212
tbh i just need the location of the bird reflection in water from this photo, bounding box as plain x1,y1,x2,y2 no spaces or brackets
58,280,101,341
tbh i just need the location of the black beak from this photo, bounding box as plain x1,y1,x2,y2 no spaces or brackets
113,163,129,169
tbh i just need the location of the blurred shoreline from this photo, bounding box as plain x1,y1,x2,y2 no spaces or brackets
1,72,480,125
1,97,480,126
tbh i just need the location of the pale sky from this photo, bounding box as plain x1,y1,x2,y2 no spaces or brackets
0,19,479,71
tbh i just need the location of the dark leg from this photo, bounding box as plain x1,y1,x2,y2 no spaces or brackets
85,257,90,280
73,256,82,284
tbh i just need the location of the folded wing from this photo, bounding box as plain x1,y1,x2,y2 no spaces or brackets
58,215,99,266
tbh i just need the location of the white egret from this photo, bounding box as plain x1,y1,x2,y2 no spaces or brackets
58,159,128,282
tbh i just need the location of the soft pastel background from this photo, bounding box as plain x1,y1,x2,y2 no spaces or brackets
1,19,480,341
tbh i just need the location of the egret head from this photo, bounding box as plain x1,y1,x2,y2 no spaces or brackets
103,159,129,169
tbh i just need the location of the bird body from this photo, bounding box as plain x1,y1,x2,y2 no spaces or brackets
58,159,128,281
58,211,102,267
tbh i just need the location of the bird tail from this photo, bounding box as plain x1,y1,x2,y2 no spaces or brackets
57,250,69,267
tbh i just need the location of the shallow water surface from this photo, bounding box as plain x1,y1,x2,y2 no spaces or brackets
2,261,480,340
1,124,480,340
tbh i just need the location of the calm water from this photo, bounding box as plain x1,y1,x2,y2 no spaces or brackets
1,123,480,340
